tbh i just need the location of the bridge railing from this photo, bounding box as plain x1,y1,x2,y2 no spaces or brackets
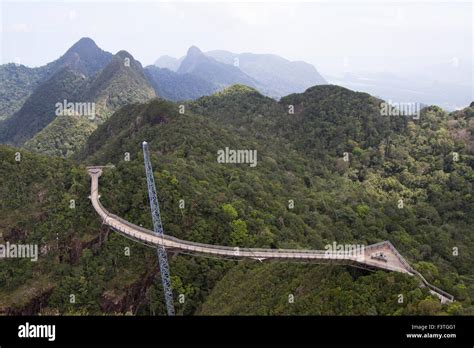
92,179,455,301
411,269,454,302
97,197,430,270
364,241,454,301
95,197,364,259
365,241,414,273
95,188,431,267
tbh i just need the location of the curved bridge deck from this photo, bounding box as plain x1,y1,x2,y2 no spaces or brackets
87,167,454,303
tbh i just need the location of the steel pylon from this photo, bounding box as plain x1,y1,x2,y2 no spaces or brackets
142,141,175,316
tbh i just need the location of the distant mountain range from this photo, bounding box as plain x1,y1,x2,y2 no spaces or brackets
205,49,327,97
0,38,328,156
154,46,327,99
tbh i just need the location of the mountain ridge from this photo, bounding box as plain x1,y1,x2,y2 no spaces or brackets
1,77,472,315
177,46,258,88
20,50,157,157
0,42,156,152
154,47,327,98
206,49,327,97
0,67,88,145
0,37,113,122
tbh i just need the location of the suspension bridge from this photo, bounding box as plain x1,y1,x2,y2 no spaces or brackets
87,164,454,305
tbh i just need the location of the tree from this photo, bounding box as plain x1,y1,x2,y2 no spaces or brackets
222,203,238,220
230,219,249,246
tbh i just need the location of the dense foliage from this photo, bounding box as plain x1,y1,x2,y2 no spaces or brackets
0,68,87,145
81,51,156,122
200,263,448,315
0,64,45,121
0,85,472,315
24,116,97,158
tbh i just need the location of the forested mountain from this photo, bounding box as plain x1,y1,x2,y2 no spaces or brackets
23,115,97,158
2,84,471,315
0,68,88,145
0,38,112,122
0,45,156,155
26,50,157,158
0,64,45,121
41,37,113,78
145,66,218,101
0,38,330,151
81,50,156,122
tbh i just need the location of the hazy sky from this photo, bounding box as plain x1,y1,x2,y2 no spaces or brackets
0,0,472,77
